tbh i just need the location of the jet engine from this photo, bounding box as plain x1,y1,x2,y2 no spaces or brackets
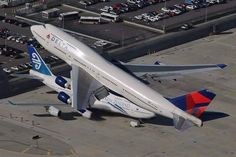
45,106,61,117
58,91,71,104
55,76,71,89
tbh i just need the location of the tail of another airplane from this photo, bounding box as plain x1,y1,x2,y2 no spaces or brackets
168,89,216,118
27,45,53,76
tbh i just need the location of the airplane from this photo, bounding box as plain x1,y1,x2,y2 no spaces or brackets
28,24,226,130
12,45,217,128
13,46,156,120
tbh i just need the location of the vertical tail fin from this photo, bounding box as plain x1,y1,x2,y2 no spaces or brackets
27,45,53,76
168,89,216,118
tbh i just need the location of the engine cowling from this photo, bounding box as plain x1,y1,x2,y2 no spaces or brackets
55,76,70,89
58,91,71,104
47,106,61,117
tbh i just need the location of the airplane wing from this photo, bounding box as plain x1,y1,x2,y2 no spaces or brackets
71,64,104,118
118,62,227,79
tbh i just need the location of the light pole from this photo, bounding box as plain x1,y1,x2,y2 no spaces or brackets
205,6,208,22
163,0,167,33
63,17,65,29
4,11,7,49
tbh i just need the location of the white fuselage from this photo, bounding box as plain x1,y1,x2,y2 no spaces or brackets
30,70,155,119
31,24,202,126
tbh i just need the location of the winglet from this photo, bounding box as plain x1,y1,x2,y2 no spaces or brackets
217,64,227,69
27,45,53,76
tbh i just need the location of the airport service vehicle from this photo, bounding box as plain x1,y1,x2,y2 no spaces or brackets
180,23,193,30
79,16,101,24
100,12,121,22
59,11,79,21
30,24,226,130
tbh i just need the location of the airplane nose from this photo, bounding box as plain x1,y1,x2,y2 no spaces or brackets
30,25,42,33
30,25,50,41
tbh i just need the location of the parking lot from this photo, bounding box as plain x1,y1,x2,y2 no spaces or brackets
1,0,236,77
66,0,236,31
0,19,65,76
21,5,158,46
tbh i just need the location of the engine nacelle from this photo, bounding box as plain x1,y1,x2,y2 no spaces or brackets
58,91,71,104
46,106,61,117
55,76,70,89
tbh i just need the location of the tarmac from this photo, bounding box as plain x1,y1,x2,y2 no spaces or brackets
0,27,235,157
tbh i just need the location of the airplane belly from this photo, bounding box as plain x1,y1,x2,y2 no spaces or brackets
91,92,156,119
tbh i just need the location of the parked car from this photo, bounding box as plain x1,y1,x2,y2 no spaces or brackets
25,62,32,68
100,6,111,12
186,4,199,10
11,66,19,71
180,23,193,30
3,67,11,74
7,35,14,40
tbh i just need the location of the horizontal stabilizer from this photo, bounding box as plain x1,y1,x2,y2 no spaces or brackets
168,89,216,118
10,73,42,80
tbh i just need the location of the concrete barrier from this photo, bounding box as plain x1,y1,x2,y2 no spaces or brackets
0,66,10,98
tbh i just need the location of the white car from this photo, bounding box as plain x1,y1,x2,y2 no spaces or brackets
3,67,11,74
11,66,19,71
147,17,156,22
94,40,109,47
134,15,143,20
148,16,161,22
7,36,14,40
16,37,21,43
186,4,198,10
171,9,182,15
161,7,170,13
100,6,111,12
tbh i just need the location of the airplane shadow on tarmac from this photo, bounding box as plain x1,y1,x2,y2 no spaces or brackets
34,112,81,121
143,111,230,126
33,109,229,125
